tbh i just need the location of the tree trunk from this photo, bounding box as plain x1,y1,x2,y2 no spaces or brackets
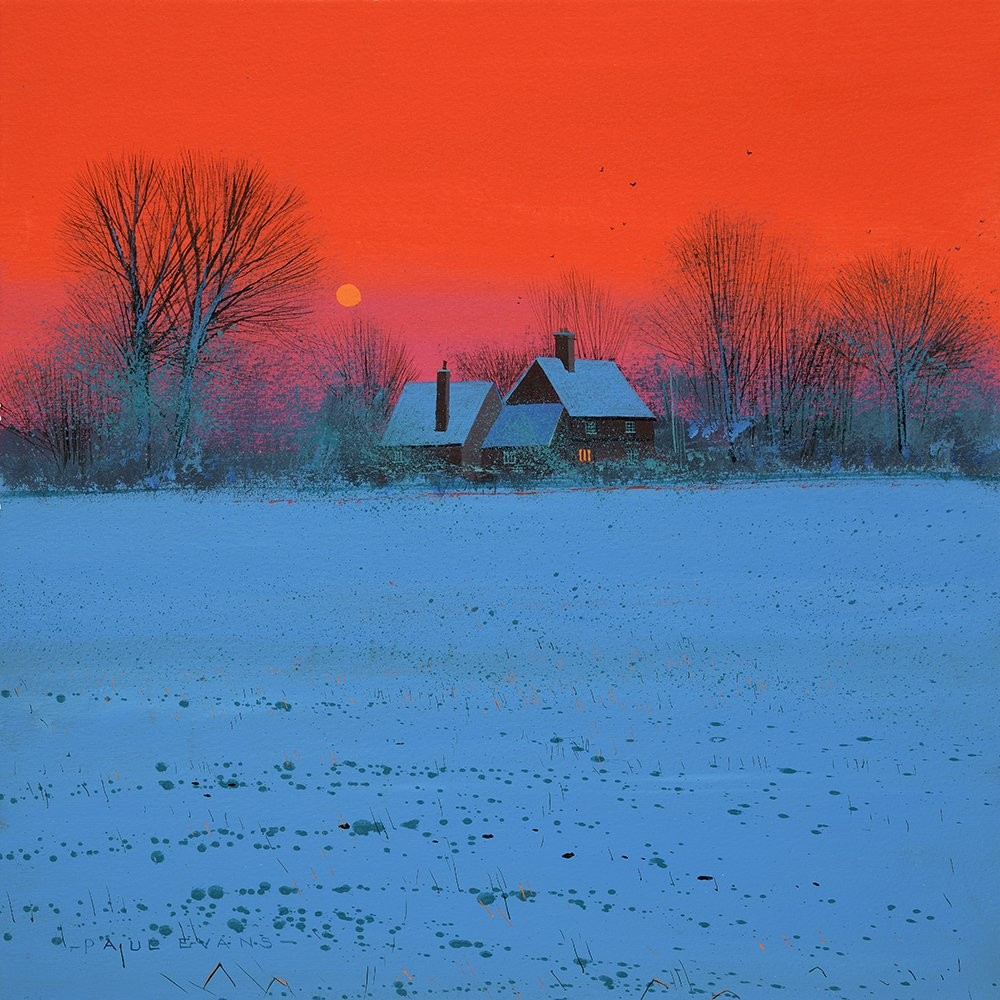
127,336,153,473
894,367,909,456
173,345,200,463
714,320,735,440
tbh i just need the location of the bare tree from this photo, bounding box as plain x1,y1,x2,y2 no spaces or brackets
454,334,545,396
59,153,319,469
646,209,826,449
298,316,416,422
0,349,109,477
528,270,633,360
754,255,823,445
289,316,415,480
61,154,180,470
169,154,320,460
647,210,771,439
831,249,983,455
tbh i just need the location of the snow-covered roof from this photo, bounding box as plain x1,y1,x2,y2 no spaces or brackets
509,357,654,419
381,380,496,447
482,404,564,449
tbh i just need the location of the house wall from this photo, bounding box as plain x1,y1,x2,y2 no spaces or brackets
505,364,560,405
565,417,655,461
566,417,654,442
481,446,561,476
391,443,462,470
461,386,503,467
575,441,652,461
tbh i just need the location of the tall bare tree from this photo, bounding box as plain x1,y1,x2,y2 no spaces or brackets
528,270,633,361
646,209,825,448
60,153,319,468
831,249,983,455
61,154,180,470
169,154,319,459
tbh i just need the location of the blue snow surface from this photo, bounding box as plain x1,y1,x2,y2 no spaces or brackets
0,478,997,1000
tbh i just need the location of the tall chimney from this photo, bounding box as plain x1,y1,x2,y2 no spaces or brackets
554,329,575,372
435,361,450,432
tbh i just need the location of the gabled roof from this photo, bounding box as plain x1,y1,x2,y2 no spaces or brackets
508,357,654,419
381,380,496,447
482,404,564,449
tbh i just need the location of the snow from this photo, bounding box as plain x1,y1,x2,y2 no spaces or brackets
482,405,564,448
1,478,998,1000
510,358,654,419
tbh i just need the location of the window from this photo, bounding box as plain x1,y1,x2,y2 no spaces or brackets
625,420,636,435
502,449,516,466
585,420,597,436
578,448,592,463
626,447,640,462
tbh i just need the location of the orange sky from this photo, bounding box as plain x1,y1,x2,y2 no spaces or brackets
1,0,998,376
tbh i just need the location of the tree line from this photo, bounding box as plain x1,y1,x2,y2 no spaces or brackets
1,154,997,487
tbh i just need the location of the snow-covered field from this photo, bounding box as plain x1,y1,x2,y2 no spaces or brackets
1,478,997,1000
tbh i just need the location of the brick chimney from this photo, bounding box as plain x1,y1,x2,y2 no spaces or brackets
554,329,575,372
435,361,450,432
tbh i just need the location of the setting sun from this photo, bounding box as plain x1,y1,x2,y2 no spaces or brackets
336,283,362,308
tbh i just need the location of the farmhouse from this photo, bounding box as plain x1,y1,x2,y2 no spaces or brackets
505,330,655,464
380,362,502,469
381,332,655,474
